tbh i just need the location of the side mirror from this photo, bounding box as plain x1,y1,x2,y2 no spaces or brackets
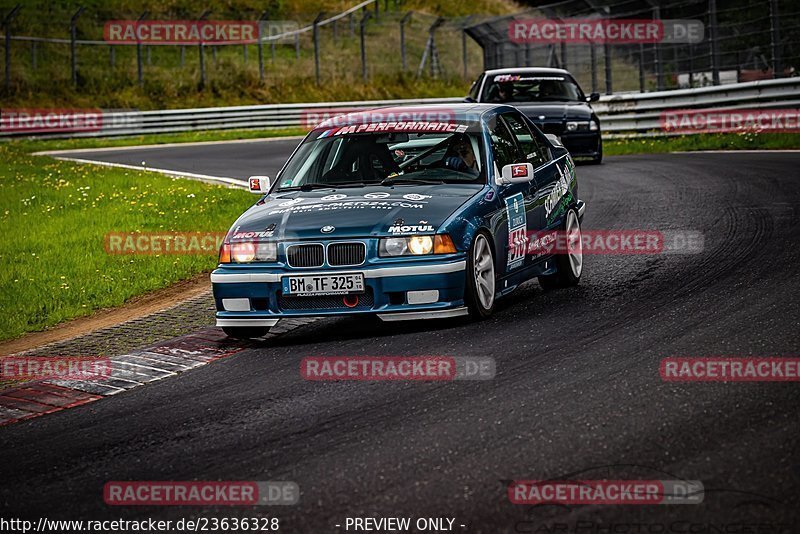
500,163,534,185
463,96,477,103
545,133,563,147
248,175,270,194
587,92,600,102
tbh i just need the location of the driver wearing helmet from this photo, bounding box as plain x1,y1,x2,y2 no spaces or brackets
443,134,479,177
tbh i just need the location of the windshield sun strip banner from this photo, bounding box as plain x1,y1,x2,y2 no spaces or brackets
312,122,472,138
494,75,566,82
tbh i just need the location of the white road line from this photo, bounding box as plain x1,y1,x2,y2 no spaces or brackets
47,379,127,395
45,156,247,189
112,360,176,376
131,354,195,371
31,135,304,156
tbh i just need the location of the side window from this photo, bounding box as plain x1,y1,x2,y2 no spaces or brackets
489,117,523,170
528,122,553,163
502,112,547,168
322,137,344,174
468,74,484,101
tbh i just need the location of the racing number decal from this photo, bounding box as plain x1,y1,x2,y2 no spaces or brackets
505,192,527,271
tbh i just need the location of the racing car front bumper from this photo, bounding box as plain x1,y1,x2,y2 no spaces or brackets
560,132,602,159
211,256,469,325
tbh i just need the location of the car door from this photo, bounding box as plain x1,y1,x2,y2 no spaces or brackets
487,115,538,275
529,125,575,232
501,111,562,264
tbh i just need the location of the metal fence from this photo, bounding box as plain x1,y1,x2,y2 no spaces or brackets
1,0,798,98
466,0,800,94
3,77,797,139
0,0,484,93
0,0,391,90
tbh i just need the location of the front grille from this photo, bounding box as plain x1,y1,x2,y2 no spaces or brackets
539,122,564,135
286,244,324,268
279,289,374,311
328,242,366,266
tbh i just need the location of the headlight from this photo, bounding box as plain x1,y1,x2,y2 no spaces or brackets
227,241,277,263
382,237,409,256
231,242,256,262
379,235,456,257
255,242,277,261
567,121,595,132
408,236,433,255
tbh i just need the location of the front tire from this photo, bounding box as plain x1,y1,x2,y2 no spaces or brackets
538,209,583,290
588,137,603,164
465,232,496,319
222,326,270,339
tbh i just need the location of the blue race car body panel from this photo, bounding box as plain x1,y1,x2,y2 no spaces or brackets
211,104,584,326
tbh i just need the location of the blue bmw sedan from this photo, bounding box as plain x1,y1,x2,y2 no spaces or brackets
212,104,586,338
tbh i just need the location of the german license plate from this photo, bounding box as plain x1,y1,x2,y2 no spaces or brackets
282,273,365,296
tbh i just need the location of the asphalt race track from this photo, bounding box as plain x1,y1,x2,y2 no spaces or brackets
2,147,800,532
52,137,304,182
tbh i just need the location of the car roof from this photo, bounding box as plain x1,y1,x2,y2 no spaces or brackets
483,67,572,77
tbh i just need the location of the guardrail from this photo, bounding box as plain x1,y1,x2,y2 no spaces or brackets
597,77,800,134
1,77,798,139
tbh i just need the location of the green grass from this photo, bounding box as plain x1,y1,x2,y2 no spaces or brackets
0,1,503,110
0,142,255,342
604,132,800,155
0,0,673,110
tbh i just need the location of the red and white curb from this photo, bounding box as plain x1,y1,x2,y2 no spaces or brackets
0,328,249,426
0,384,99,423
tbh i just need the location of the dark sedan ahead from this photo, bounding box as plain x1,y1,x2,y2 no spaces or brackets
467,67,603,164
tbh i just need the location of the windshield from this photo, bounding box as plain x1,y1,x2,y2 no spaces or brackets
483,73,585,103
275,128,485,191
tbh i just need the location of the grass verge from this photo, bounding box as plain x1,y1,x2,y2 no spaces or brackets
0,141,256,342
604,132,800,155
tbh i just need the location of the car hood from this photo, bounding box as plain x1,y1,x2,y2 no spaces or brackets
229,184,484,240
513,102,594,121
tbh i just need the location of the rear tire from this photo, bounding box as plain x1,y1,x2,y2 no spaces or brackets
538,209,583,290
465,232,496,319
222,326,270,339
